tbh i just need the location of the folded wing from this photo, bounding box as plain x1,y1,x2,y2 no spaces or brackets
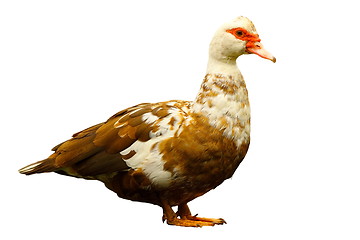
19,101,190,178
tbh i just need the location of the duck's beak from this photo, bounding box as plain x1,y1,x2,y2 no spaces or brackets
246,42,276,63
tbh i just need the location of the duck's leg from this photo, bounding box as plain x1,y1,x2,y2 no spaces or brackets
177,203,226,225
161,199,216,227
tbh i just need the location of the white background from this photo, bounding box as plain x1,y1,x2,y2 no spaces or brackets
1,0,359,239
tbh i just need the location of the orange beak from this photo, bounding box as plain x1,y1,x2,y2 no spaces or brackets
246,42,276,63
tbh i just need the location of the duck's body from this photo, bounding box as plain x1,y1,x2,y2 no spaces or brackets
19,16,275,227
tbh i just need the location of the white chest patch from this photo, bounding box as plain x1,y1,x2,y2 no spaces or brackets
192,74,250,147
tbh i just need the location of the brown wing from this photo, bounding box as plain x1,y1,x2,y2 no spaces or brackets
19,102,178,177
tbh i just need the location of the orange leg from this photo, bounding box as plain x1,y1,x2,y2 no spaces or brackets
161,199,226,227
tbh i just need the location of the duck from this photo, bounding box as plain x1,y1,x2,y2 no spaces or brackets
19,16,275,227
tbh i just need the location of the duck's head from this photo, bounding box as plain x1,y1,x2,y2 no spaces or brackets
209,16,276,63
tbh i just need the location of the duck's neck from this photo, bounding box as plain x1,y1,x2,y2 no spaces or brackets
192,56,251,146
206,56,240,77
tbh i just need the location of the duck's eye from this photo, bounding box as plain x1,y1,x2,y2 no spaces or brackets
236,30,243,36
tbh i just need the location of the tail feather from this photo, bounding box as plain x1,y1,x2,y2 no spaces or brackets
18,159,57,175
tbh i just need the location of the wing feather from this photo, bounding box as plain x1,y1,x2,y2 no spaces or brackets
19,101,191,178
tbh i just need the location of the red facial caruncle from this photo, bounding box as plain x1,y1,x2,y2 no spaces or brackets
226,27,276,63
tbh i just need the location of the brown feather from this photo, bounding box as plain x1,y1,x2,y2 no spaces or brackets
129,107,152,118
151,107,169,118
121,150,136,160
128,115,145,127
73,151,128,176
125,125,138,140
137,124,152,141
18,158,57,175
